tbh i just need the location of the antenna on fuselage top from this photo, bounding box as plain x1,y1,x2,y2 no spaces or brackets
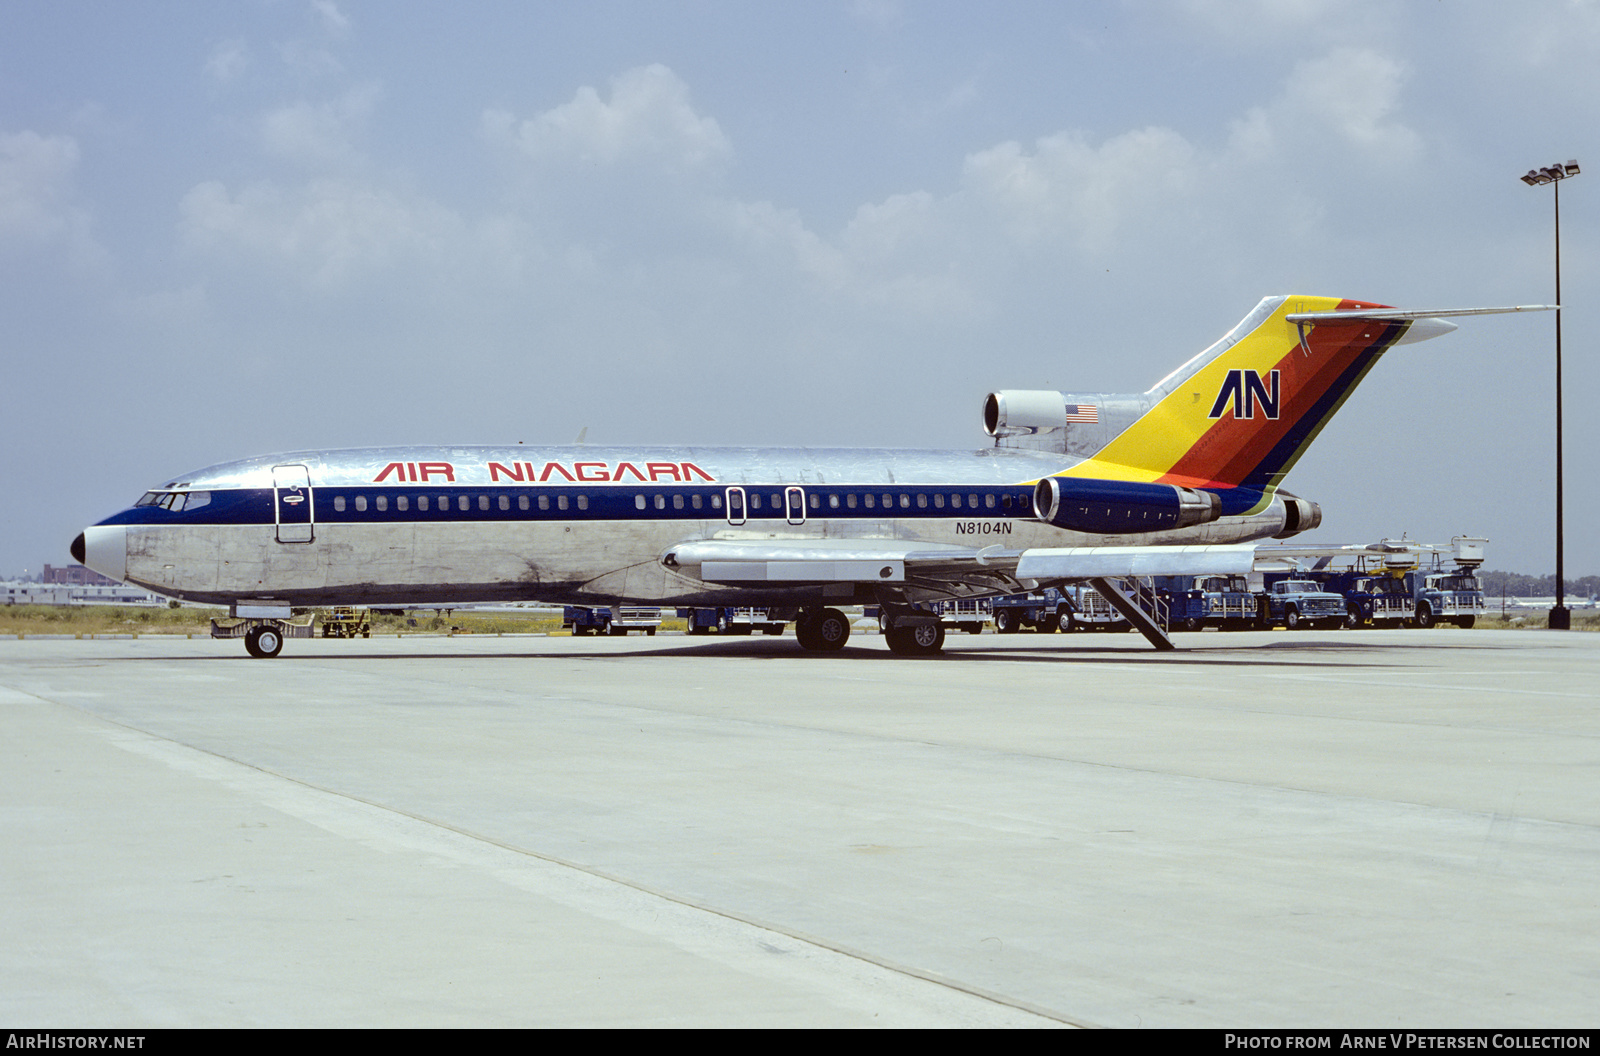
575,427,588,445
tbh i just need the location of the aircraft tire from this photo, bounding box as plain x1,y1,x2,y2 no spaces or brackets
816,608,851,650
885,622,944,656
244,625,283,659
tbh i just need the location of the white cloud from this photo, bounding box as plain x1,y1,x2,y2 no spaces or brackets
205,39,251,83
483,64,731,173
259,83,381,171
1277,48,1420,161
0,130,100,263
311,0,351,37
179,177,467,289
962,126,1199,250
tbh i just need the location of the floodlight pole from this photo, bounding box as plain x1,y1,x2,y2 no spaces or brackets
1521,160,1579,629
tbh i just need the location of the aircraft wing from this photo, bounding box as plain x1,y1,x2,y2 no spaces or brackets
663,538,1019,586
664,537,1259,596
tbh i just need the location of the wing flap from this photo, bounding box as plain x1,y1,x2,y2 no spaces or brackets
1015,544,1258,580
667,538,1021,585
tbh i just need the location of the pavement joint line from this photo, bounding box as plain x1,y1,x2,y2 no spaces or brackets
19,684,1078,1028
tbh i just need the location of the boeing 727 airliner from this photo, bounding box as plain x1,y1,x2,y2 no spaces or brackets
71,295,1547,657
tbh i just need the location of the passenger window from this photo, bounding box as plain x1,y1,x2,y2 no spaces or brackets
968,493,979,508
828,494,840,509
864,494,875,509
459,496,470,512
952,494,962,508
916,494,927,509
497,495,508,511
378,495,389,512
933,494,944,509
985,494,996,509
673,494,684,510
481,495,491,511
899,494,910,509
750,493,762,510
846,493,857,509
636,495,646,510
518,495,529,511
809,494,820,510
558,495,568,511
654,495,666,510
711,494,722,509
418,496,429,512
334,496,346,512
395,495,406,511
539,495,550,511
577,495,588,510
691,494,703,510
356,495,368,512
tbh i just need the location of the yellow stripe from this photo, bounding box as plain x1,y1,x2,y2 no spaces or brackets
1059,296,1343,484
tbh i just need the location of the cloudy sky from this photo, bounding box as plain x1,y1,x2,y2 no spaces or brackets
3,0,1596,581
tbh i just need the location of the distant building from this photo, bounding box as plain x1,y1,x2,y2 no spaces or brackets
43,564,119,586
2,581,168,606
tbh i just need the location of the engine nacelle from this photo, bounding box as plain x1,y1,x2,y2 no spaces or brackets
984,390,1069,437
1033,477,1221,535
1273,494,1323,538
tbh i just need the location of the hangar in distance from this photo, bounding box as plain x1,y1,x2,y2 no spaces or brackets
72,295,1548,658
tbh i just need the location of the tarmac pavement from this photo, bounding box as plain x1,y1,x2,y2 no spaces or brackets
2,628,1596,1027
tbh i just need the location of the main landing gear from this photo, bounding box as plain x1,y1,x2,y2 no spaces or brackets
880,615,945,656
794,608,851,652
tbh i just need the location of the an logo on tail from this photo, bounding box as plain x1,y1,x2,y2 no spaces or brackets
1208,369,1280,421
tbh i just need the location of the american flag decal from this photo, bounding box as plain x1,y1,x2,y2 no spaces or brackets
1064,404,1099,423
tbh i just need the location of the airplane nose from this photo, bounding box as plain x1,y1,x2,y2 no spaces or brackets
78,525,128,582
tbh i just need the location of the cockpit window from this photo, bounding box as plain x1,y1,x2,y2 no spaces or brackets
135,490,210,512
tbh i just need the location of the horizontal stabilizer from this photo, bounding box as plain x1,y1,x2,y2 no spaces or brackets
1283,305,1556,322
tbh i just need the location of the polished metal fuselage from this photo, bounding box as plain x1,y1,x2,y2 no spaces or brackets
87,444,1294,608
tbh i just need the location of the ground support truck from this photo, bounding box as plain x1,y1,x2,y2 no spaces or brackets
931,598,992,634
1257,576,1347,629
676,607,786,636
563,605,663,636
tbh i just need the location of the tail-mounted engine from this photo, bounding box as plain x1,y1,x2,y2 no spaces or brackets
984,391,1072,437
1034,477,1221,535
1273,493,1323,538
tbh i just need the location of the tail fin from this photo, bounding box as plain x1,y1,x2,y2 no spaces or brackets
1062,295,1429,494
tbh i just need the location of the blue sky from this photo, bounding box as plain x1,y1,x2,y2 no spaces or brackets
3,0,1597,580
